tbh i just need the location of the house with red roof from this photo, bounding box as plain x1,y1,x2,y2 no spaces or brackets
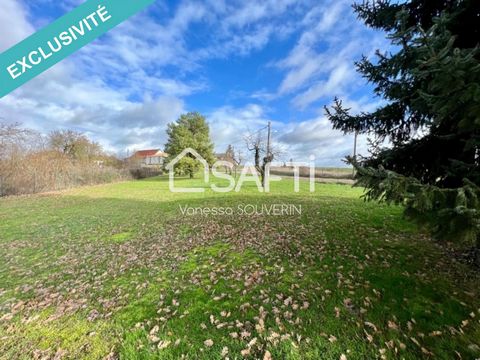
129,149,168,168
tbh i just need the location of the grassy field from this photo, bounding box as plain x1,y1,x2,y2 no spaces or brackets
0,176,479,359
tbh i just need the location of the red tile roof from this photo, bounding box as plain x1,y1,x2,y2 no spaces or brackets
133,149,161,157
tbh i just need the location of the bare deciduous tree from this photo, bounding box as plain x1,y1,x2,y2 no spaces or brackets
49,130,102,160
0,122,39,158
221,145,243,176
232,148,243,178
244,131,278,187
0,122,129,197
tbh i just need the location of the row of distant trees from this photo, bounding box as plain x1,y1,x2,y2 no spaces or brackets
0,123,129,196
0,113,271,197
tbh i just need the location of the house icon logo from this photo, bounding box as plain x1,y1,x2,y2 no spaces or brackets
165,148,210,192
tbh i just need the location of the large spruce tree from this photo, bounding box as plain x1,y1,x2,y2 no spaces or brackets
326,0,480,261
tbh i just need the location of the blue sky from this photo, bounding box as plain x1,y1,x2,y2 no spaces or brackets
0,0,388,165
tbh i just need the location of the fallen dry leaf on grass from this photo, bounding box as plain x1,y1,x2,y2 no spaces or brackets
204,339,214,347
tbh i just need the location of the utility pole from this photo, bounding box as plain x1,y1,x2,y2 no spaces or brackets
352,130,358,177
263,121,272,189
266,121,272,159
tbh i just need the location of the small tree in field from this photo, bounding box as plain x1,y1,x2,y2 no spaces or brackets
325,0,480,264
164,112,215,178
244,132,276,188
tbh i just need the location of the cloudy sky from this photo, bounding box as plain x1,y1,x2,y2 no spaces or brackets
0,0,388,166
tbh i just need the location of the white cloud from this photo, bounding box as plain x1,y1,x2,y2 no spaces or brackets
219,0,297,29
208,104,270,152
1,90,185,154
276,115,369,166
292,62,355,109
275,0,387,110
0,0,34,51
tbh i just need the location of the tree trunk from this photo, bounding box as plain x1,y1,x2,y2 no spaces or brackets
254,148,260,169
261,155,273,189
253,147,265,188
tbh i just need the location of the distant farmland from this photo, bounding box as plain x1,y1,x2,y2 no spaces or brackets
270,166,353,180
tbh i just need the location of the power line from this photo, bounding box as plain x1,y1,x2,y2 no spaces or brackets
222,124,270,148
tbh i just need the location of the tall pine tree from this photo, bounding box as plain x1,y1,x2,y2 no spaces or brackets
325,0,480,263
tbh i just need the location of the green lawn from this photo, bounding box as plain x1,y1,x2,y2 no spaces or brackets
0,177,479,359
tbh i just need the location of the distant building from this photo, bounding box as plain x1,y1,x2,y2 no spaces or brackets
215,153,228,161
129,149,168,168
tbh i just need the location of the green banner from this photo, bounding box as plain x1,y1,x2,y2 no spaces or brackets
0,0,155,98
